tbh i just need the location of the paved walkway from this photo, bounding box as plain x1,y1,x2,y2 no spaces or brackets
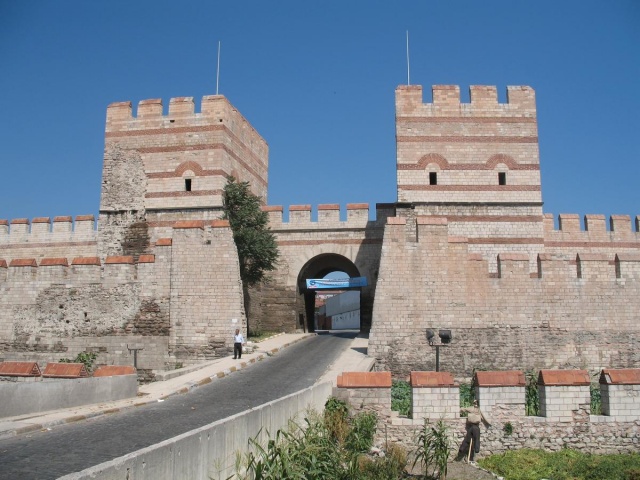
0,331,373,440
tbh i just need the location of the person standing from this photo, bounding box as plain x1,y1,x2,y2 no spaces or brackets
457,400,490,462
233,328,245,359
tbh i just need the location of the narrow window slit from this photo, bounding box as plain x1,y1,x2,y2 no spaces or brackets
429,172,438,185
185,179,192,192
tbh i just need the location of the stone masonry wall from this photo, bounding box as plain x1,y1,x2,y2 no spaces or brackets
369,216,640,377
169,221,246,363
0,256,172,369
338,372,640,458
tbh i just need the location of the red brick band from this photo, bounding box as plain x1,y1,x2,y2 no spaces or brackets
147,168,227,179
397,116,537,124
398,162,539,171
276,238,382,247
145,190,222,198
397,135,538,143
428,215,543,223
105,124,268,169
468,237,544,245
546,241,640,249
399,185,541,191
0,241,97,250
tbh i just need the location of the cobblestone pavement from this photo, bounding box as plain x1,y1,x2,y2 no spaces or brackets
0,331,357,480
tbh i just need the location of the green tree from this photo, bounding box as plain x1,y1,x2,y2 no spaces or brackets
223,177,279,288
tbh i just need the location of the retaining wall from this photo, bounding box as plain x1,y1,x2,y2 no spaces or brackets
59,381,333,480
0,374,137,418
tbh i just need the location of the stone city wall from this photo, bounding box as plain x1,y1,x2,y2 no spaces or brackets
0,221,246,370
369,216,640,377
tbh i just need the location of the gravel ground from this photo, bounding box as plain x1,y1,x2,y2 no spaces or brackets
405,460,498,479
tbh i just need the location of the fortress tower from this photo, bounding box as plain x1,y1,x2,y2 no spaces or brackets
395,85,543,270
99,95,268,258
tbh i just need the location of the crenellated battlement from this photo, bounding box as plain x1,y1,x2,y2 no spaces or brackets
0,216,98,263
544,213,640,243
104,94,268,155
395,84,536,117
0,254,159,286
0,215,97,243
262,203,394,230
383,215,640,280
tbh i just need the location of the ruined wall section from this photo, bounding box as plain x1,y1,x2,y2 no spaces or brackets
0,220,245,369
369,216,640,378
98,143,149,260
0,216,97,262
0,255,172,369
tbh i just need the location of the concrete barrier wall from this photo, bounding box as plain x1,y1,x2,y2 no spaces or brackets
59,381,333,480
0,375,138,418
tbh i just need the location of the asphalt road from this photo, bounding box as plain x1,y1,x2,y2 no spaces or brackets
0,331,357,480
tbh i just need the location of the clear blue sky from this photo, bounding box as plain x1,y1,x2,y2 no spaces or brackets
1,1,638,225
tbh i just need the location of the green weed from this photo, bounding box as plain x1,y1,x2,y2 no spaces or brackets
391,379,412,416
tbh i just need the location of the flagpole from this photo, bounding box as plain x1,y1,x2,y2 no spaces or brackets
406,31,410,85
216,41,221,95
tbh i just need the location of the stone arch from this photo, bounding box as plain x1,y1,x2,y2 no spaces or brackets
416,153,449,170
174,161,204,177
486,154,517,170
296,253,362,333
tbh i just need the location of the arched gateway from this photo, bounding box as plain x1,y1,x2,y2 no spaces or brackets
245,204,393,334
297,253,363,332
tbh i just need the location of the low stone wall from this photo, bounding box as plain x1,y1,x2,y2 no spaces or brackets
386,406,640,458
58,381,333,480
0,374,137,418
337,369,640,459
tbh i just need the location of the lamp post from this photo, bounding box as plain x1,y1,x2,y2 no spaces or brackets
426,329,452,372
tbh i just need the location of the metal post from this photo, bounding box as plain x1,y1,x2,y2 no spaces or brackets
435,345,440,372
127,345,143,369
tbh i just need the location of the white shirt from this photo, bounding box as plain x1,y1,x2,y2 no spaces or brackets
234,333,244,343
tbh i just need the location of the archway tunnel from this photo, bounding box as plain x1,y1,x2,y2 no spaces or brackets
297,254,364,333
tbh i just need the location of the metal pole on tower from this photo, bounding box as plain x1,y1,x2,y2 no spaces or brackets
216,41,221,95
406,30,410,86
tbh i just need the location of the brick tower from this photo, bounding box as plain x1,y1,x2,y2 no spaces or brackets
98,95,268,258
394,85,544,270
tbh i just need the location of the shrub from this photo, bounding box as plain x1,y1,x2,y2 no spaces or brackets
391,379,412,416
59,351,98,373
503,422,514,436
459,382,475,416
358,443,407,480
413,419,451,479
590,382,602,415
525,370,540,416
324,397,350,444
345,411,377,454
